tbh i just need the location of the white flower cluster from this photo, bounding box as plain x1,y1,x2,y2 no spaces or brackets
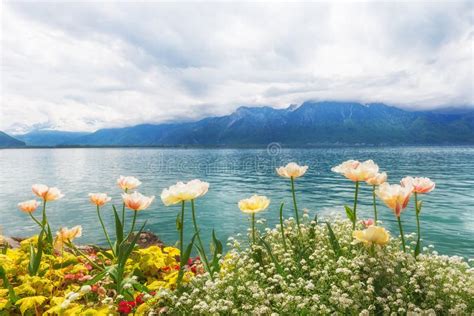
154,218,474,315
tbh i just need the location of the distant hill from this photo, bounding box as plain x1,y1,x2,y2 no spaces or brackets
0,131,26,147
16,130,90,146
65,101,474,146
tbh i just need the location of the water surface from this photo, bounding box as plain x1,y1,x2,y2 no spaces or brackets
0,147,472,257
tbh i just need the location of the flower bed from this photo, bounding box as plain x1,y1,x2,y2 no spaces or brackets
1,161,473,315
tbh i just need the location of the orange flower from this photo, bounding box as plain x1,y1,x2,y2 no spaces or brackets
332,160,379,182
88,193,112,206
117,176,141,191
375,182,412,217
122,192,155,211
400,176,435,194
18,200,40,213
32,184,64,201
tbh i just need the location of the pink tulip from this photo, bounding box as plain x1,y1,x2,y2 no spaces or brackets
361,219,374,228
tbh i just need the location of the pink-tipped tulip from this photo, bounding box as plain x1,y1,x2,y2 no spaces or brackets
400,176,435,194
18,200,40,213
117,176,141,191
122,192,155,211
332,160,379,182
375,182,412,217
32,184,64,201
88,193,112,206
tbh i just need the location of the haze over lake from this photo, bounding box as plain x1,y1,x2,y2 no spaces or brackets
1,146,473,257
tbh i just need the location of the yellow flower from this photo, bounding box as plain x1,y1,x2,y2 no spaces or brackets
400,176,435,194
54,226,82,251
276,162,308,179
117,175,142,191
332,160,379,182
32,184,64,201
15,295,48,315
122,192,155,211
375,182,412,217
88,193,111,206
238,195,270,214
366,172,387,186
353,226,390,246
18,200,40,213
160,179,209,206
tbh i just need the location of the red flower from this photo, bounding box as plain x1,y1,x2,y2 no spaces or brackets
135,293,145,305
117,300,136,314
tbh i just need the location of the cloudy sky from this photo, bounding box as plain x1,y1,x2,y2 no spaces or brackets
1,1,473,133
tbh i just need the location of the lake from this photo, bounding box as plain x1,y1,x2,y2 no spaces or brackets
0,146,473,258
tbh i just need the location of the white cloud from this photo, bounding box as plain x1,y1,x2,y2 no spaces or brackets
1,1,472,133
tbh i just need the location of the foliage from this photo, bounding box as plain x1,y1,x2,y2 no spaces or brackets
152,217,474,315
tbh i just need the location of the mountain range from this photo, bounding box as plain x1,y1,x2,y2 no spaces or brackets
2,101,474,147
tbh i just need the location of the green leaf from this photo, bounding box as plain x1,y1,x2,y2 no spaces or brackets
112,205,123,254
119,221,147,268
414,239,421,257
84,269,109,286
259,237,285,276
344,205,355,223
177,232,197,286
211,229,223,274
0,264,19,303
326,222,341,258
176,213,182,231
416,201,423,214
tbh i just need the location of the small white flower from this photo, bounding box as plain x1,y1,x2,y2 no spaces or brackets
80,285,92,294
60,299,71,309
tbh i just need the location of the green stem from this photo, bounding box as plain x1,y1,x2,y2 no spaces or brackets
96,205,115,254
279,203,287,251
290,177,301,235
372,185,378,223
29,213,43,229
397,216,406,252
251,213,256,245
177,201,185,289
128,210,137,238
68,242,104,271
191,200,210,274
121,188,128,225
415,193,421,258
352,181,359,230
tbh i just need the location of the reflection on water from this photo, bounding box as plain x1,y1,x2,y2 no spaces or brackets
0,146,473,257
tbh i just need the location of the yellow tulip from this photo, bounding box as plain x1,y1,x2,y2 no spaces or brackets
88,193,112,206
122,192,155,211
353,226,390,246
18,200,40,213
117,175,142,191
238,195,270,214
160,179,209,206
276,162,308,179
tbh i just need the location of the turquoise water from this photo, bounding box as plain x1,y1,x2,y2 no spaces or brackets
0,147,473,258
